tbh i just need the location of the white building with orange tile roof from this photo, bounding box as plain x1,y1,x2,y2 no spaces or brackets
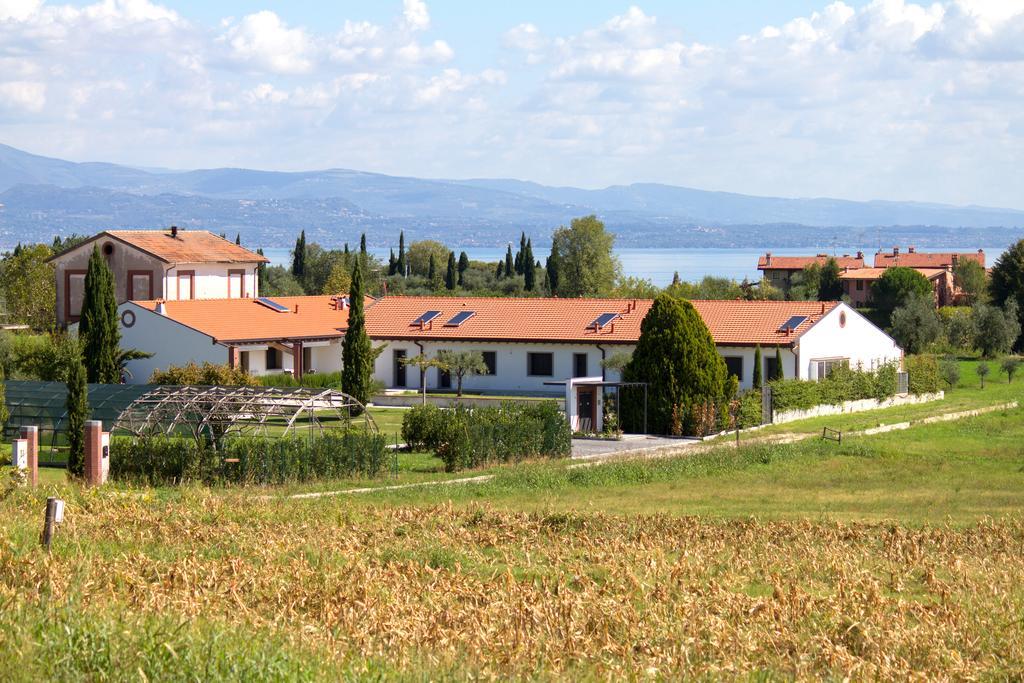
117,294,903,394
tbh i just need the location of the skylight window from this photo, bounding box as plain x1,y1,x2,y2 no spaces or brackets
444,311,476,327
256,297,289,313
411,310,442,326
779,315,808,331
589,312,620,329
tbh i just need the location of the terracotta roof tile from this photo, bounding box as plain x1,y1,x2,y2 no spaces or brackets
839,267,946,281
873,249,984,269
136,295,841,348
106,230,268,263
758,254,865,270
130,295,355,343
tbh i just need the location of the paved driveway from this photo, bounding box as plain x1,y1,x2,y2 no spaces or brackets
571,435,697,460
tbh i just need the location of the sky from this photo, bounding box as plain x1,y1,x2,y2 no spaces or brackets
0,0,1022,207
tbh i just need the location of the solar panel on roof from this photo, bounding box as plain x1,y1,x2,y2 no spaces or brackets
444,311,476,327
779,315,808,331
589,312,620,329
256,297,289,313
411,310,442,326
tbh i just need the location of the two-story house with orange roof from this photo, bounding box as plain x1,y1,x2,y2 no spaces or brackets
49,227,268,326
757,252,866,293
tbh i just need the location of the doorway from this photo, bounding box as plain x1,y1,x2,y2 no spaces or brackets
393,349,407,387
576,385,597,433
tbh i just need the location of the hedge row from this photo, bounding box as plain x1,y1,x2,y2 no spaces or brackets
905,354,941,394
401,402,571,472
110,430,388,486
256,371,345,389
768,362,899,413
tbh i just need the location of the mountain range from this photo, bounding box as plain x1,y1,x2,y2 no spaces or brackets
1,143,1021,249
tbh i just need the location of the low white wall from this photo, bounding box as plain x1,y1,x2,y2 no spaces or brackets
772,391,944,425
371,394,566,410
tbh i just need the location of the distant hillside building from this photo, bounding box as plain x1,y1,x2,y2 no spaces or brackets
757,252,866,293
49,228,268,327
839,267,959,308
873,246,985,269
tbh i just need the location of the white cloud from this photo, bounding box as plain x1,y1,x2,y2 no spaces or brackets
402,0,430,32
222,11,315,75
0,80,45,111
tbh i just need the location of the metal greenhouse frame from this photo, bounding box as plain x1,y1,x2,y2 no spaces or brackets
3,381,376,458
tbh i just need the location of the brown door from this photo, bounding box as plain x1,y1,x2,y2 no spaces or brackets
577,386,597,432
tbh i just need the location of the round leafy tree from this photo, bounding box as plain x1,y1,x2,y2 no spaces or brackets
990,239,1024,351
872,266,932,325
622,294,732,435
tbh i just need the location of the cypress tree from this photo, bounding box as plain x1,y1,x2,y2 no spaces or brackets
515,232,526,274
235,233,241,245
397,231,406,277
79,246,120,383
341,260,373,412
256,248,266,284
773,346,784,381
65,356,89,478
360,233,367,256
753,344,763,390
428,253,437,282
622,294,731,435
292,231,306,278
495,260,504,279
546,242,561,293
524,238,536,291
445,251,457,290
504,245,514,279
457,251,469,286
388,248,397,275
672,271,681,286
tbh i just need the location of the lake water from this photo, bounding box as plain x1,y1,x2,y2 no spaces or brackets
260,245,1011,287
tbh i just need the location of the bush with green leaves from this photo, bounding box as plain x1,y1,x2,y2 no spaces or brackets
149,361,259,386
873,267,933,325
975,361,990,388
737,390,763,428
256,370,344,389
905,354,941,394
937,307,974,351
401,401,570,472
110,430,388,486
769,362,900,413
890,294,942,354
939,358,961,389
1002,357,1020,383
971,300,1022,358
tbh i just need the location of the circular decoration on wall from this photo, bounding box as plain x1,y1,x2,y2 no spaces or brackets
102,242,115,256
839,311,847,328
121,310,136,328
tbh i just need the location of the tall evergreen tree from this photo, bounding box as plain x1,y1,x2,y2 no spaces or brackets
291,231,306,278
428,253,437,282
515,232,527,274
523,238,536,291
445,251,457,290
256,248,266,285
622,294,732,435
397,231,406,277
79,246,120,383
545,242,561,293
360,233,367,255
65,356,89,477
457,251,469,286
495,260,505,279
235,233,241,245
388,248,397,276
772,346,784,381
818,258,843,301
672,271,681,286
753,345,763,390
504,245,514,279
341,261,373,411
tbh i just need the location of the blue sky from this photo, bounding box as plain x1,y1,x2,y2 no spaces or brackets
1,0,1023,208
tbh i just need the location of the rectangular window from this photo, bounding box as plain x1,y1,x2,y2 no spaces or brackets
482,351,496,376
724,356,743,381
228,269,246,298
856,280,864,291
266,347,281,370
302,347,312,373
527,352,554,377
573,353,588,378
240,351,250,373
765,356,780,381
128,271,153,300
815,358,849,380
439,368,451,389
65,270,87,320
177,270,195,300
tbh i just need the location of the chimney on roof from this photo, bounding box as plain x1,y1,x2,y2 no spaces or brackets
856,251,864,259
155,301,166,316
765,251,772,266
892,247,899,255
294,304,299,314
908,246,916,254
170,225,178,238
821,302,826,314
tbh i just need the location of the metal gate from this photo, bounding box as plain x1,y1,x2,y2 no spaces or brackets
761,385,773,424
897,371,909,394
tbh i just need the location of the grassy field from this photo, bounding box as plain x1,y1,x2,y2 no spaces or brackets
2,362,1022,679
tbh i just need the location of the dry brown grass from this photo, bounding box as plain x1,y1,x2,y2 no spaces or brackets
2,486,1023,679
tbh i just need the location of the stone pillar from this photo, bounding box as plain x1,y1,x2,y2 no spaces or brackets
84,420,109,486
20,425,38,487
292,341,303,381
11,438,28,473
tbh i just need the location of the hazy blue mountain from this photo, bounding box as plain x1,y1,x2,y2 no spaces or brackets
0,142,1022,249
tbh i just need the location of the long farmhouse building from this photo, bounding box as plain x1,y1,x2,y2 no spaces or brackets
118,294,903,394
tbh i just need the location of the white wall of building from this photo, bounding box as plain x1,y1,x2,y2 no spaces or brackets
796,303,903,379
118,303,226,383
718,346,800,390
371,340,631,395
163,262,259,301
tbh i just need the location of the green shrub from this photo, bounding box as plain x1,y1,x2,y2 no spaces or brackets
110,430,388,486
906,354,940,394
257,371,344,389
403,401,570,472
738,390,763,428
769,362,901,413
